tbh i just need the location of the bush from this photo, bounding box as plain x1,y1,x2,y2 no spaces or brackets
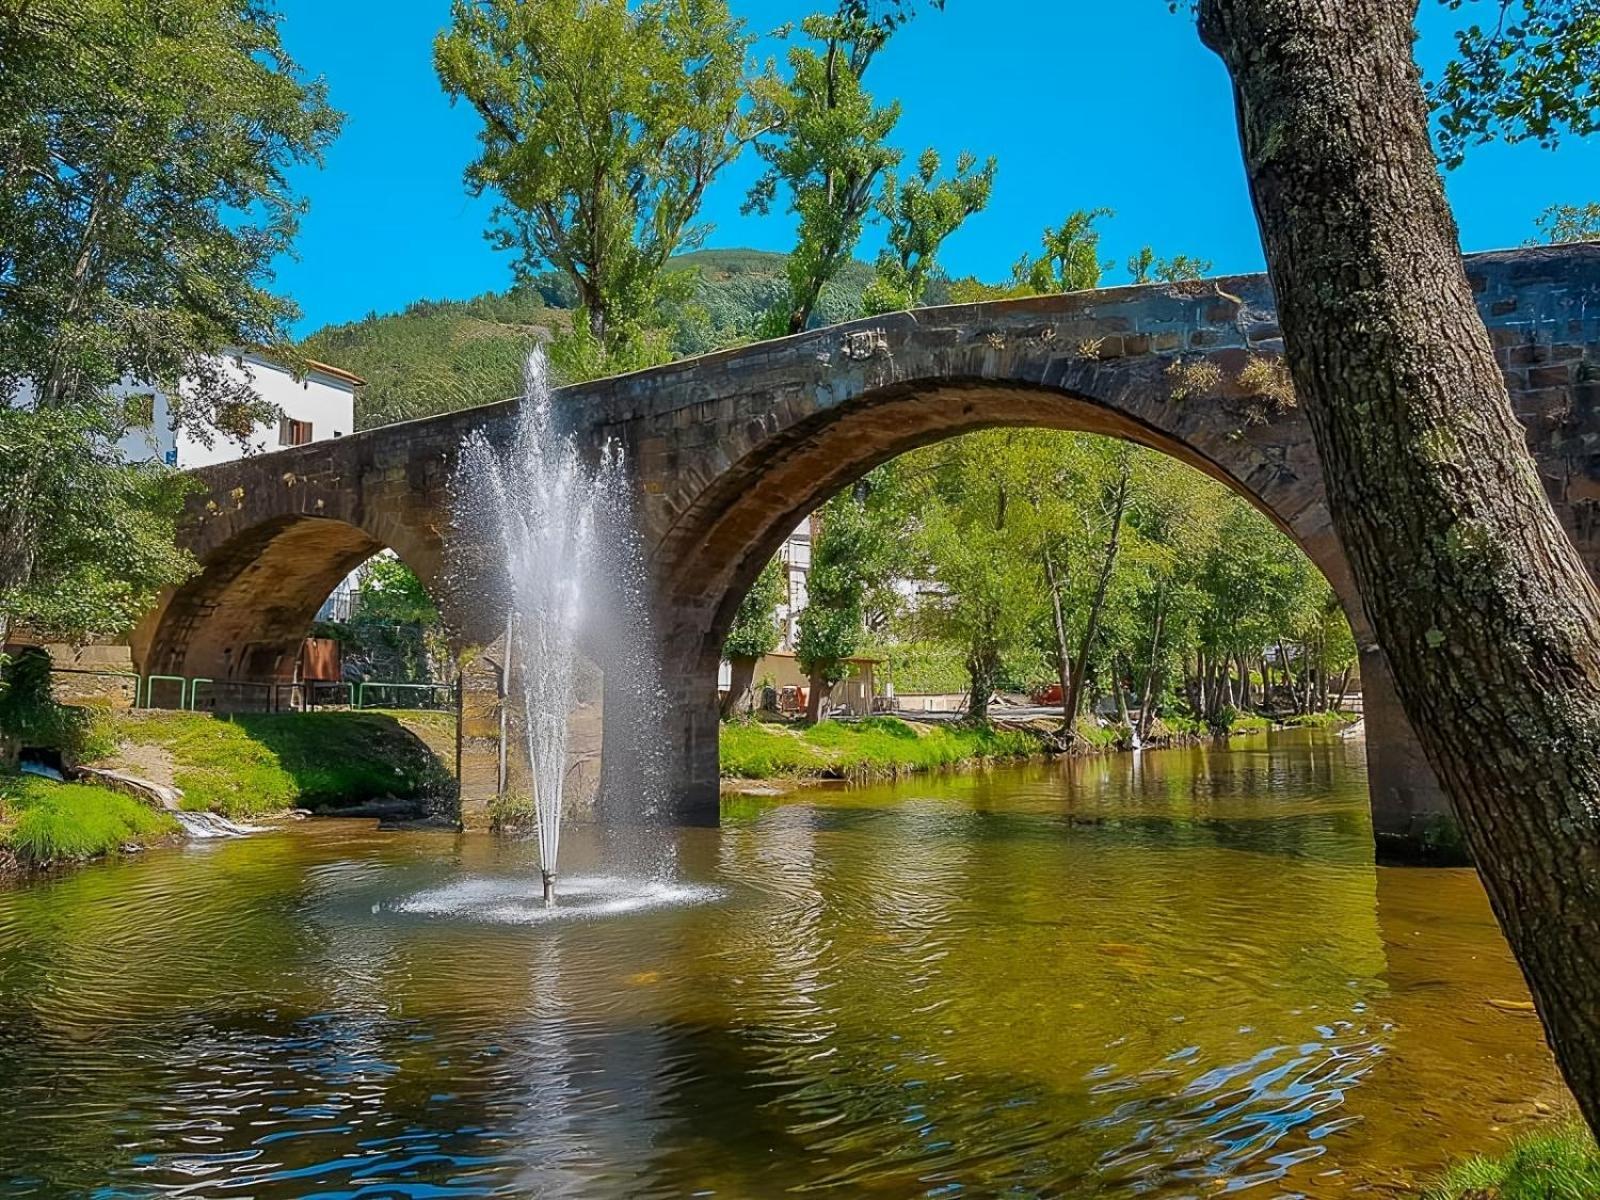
1428,1121,1600,1200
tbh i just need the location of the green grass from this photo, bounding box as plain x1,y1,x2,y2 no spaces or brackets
720,716,1039,781
108,710,456,818
0,774,178,864
1428,1121,1600,1200
1281,710,1360,729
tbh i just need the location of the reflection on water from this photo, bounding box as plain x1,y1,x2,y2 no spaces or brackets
0,731,1564,1197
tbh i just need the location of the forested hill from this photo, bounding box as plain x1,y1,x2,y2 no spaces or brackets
301,249,878,430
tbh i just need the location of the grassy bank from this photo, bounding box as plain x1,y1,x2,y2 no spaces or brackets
721,716,1038,782
1428,1121,1600,1199
0,773,180,865
103,709,456,817
1,707,456,867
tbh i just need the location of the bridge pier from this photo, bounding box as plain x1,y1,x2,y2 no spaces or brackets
1362,645,1466,864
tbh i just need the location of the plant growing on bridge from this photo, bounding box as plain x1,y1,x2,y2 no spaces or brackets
0,0,338,646
721,555,786,719
435,0,759,361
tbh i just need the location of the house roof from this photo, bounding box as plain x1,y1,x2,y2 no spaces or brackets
301,358,366,388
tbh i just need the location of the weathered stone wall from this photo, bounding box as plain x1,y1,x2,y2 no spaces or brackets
144,243,1600,859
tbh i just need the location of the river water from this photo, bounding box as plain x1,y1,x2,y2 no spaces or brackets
0,731,1566,1197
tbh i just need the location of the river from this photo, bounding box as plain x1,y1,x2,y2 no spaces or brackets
0,730,1565,1197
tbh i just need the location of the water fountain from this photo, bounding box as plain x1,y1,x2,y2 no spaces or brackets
457,350,636,908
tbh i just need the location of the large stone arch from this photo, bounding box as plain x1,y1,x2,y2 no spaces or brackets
627,298,1419,842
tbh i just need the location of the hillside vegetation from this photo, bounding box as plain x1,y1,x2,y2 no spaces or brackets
301,249,885,429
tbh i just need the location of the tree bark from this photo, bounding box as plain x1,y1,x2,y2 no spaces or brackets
720,656,758,719
967,649,997,724
806,669,831,723
1202,0,1600,1132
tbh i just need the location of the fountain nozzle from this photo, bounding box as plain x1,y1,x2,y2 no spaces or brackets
542,869,556,906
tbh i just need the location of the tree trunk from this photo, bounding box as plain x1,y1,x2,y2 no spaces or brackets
967,650,996,724
806,669,831,723
1113,655,1132,728
1201,0,1600,1132
1333,665,1352,713
1138,588,1167,738
1043,545,1074,725
720,656,758,719
1064,463,1131,724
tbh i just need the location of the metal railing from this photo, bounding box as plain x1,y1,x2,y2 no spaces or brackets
48,667,455,715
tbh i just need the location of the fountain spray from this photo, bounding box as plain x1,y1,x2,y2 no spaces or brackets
460,348,614,906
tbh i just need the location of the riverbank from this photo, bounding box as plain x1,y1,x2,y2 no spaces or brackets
719,711,1357,788
720,716,1039,783
0,707,457,870
1427,1119,1599,1198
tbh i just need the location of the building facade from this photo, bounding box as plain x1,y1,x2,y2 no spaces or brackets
112,351,362,468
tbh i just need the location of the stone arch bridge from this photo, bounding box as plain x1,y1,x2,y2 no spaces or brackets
131,244,1600,858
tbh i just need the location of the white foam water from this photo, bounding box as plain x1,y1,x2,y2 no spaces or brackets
391,875,722,925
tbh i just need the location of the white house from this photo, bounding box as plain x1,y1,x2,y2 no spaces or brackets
112,351,363,468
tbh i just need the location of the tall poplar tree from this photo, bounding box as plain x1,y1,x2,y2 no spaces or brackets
436,0,758,358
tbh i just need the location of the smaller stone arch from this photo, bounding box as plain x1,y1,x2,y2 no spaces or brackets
131,511,450,689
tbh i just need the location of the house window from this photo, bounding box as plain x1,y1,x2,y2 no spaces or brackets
124,393,156,428
280,418,313,446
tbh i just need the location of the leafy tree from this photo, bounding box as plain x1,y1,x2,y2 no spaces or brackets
1429,0,1600,168
0,0,339,647
0,404,195,645
897,433,1044,721
435,0,758,357
721,555,785,718
1013,209,1113,294
795,486,894,722
746,10,903,335
1534,203,1600,245
862,149,996,315
323,557,446,685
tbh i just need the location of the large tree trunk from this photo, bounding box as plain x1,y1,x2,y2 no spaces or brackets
1201,0,1600,1132
720,656,758,720
967,648,996,724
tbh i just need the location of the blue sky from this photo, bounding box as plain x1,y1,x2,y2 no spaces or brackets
272,0,1600,336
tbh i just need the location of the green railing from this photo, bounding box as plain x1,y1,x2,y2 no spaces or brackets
48,668,454,714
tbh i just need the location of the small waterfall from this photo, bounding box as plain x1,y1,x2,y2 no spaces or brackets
170,811,258,840
458,348,657,904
